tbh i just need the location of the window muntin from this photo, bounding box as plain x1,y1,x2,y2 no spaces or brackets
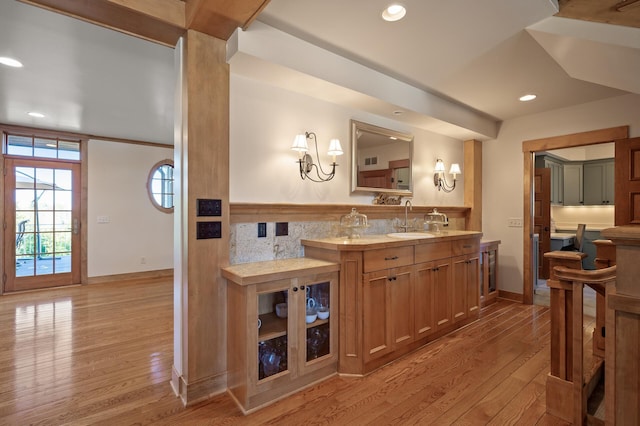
5,133,81,161
147,160,174,213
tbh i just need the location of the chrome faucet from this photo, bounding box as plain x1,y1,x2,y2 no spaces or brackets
401,200,413,232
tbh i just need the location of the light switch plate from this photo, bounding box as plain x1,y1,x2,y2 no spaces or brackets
196,199,222,217
507,218,523,227
196,221,221,239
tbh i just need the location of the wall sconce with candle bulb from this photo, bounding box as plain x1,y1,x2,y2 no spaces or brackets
291,131,343,182
434,158,461,192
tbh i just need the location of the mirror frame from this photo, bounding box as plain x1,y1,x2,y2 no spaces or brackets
350,119,414,195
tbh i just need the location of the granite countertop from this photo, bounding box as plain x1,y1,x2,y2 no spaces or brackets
302,230,483,251
222,257,339,286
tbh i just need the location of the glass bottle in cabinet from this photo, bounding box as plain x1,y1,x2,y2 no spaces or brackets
257,289,289,380
304,281,331,362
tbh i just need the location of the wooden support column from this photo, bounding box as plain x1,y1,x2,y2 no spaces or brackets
593,239,616,358
171,30,230,406
601,226,640,425
463,139,482,231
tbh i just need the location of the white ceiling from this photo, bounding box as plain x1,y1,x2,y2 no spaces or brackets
0,0,638,144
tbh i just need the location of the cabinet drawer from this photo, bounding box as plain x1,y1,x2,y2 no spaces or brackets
452,238,479,256
415,241,452,263
363,246,414,273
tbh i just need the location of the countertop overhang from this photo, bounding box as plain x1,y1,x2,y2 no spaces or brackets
222,257,339,285
302,230,483,251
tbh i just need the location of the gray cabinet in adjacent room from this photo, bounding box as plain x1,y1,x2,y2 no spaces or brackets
563,163,583,206
583,159,615,205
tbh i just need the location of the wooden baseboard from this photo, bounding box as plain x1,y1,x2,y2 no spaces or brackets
86,268,173,284
498,289,524,303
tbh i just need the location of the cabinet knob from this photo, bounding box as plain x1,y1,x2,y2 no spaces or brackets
385,256,399,261
293,287,298,292
300,285,305,290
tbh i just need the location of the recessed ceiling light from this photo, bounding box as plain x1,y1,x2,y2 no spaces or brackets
27,112,45,118
0,57,23,68
382,4,407,22
519,94,537,102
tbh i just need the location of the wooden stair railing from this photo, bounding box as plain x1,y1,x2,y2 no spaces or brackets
544,248,616,425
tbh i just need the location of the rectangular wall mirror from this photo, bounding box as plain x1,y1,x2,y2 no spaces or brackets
351,119,414,195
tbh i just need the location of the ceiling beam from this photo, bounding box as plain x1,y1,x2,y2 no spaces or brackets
18,0,271,46
185,0,271,41
557,0,640,29
19,0,185,46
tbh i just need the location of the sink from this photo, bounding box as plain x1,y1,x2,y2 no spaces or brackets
386,232,435,239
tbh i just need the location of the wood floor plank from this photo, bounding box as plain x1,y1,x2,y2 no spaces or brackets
0,279,597,425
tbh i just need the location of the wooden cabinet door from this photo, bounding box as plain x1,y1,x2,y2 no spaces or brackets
390,266,414,348
363,270,393,362
451,255,469,323
415,262,435,339
433,258,453,332
466,254,481,317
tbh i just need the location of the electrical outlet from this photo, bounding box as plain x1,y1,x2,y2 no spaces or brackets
508,218,523,228
275,222,288,236
97,215,110,223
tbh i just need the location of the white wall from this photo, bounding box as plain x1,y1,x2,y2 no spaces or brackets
483,93,640,294
230,74,464,207
87,140,173,277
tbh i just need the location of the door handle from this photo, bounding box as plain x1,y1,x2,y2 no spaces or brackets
73,218,79,235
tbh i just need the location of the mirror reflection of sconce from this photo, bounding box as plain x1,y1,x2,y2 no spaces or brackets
434,159,461,192
291,131,343,182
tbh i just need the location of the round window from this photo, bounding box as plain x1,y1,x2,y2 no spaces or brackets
147,159,174,213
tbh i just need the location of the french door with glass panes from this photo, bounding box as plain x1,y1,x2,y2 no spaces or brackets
4,158,81,291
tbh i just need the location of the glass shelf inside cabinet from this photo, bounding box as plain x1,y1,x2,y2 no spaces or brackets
258,289,288,380
305,281,331,362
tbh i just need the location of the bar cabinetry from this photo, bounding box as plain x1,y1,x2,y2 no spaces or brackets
303,231,482,376
223,258,339,413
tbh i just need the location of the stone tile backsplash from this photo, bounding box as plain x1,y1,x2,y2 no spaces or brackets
229,217,464,265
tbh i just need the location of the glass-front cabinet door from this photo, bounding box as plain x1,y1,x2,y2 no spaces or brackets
253,275,338,386
298,277,338,375
257,286,290,382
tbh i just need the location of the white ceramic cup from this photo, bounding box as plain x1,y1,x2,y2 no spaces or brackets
257,318,262,329
317,306,329,320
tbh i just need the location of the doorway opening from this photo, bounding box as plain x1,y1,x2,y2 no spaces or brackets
521,126,629,305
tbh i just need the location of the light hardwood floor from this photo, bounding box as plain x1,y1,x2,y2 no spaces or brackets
0,278,582,425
